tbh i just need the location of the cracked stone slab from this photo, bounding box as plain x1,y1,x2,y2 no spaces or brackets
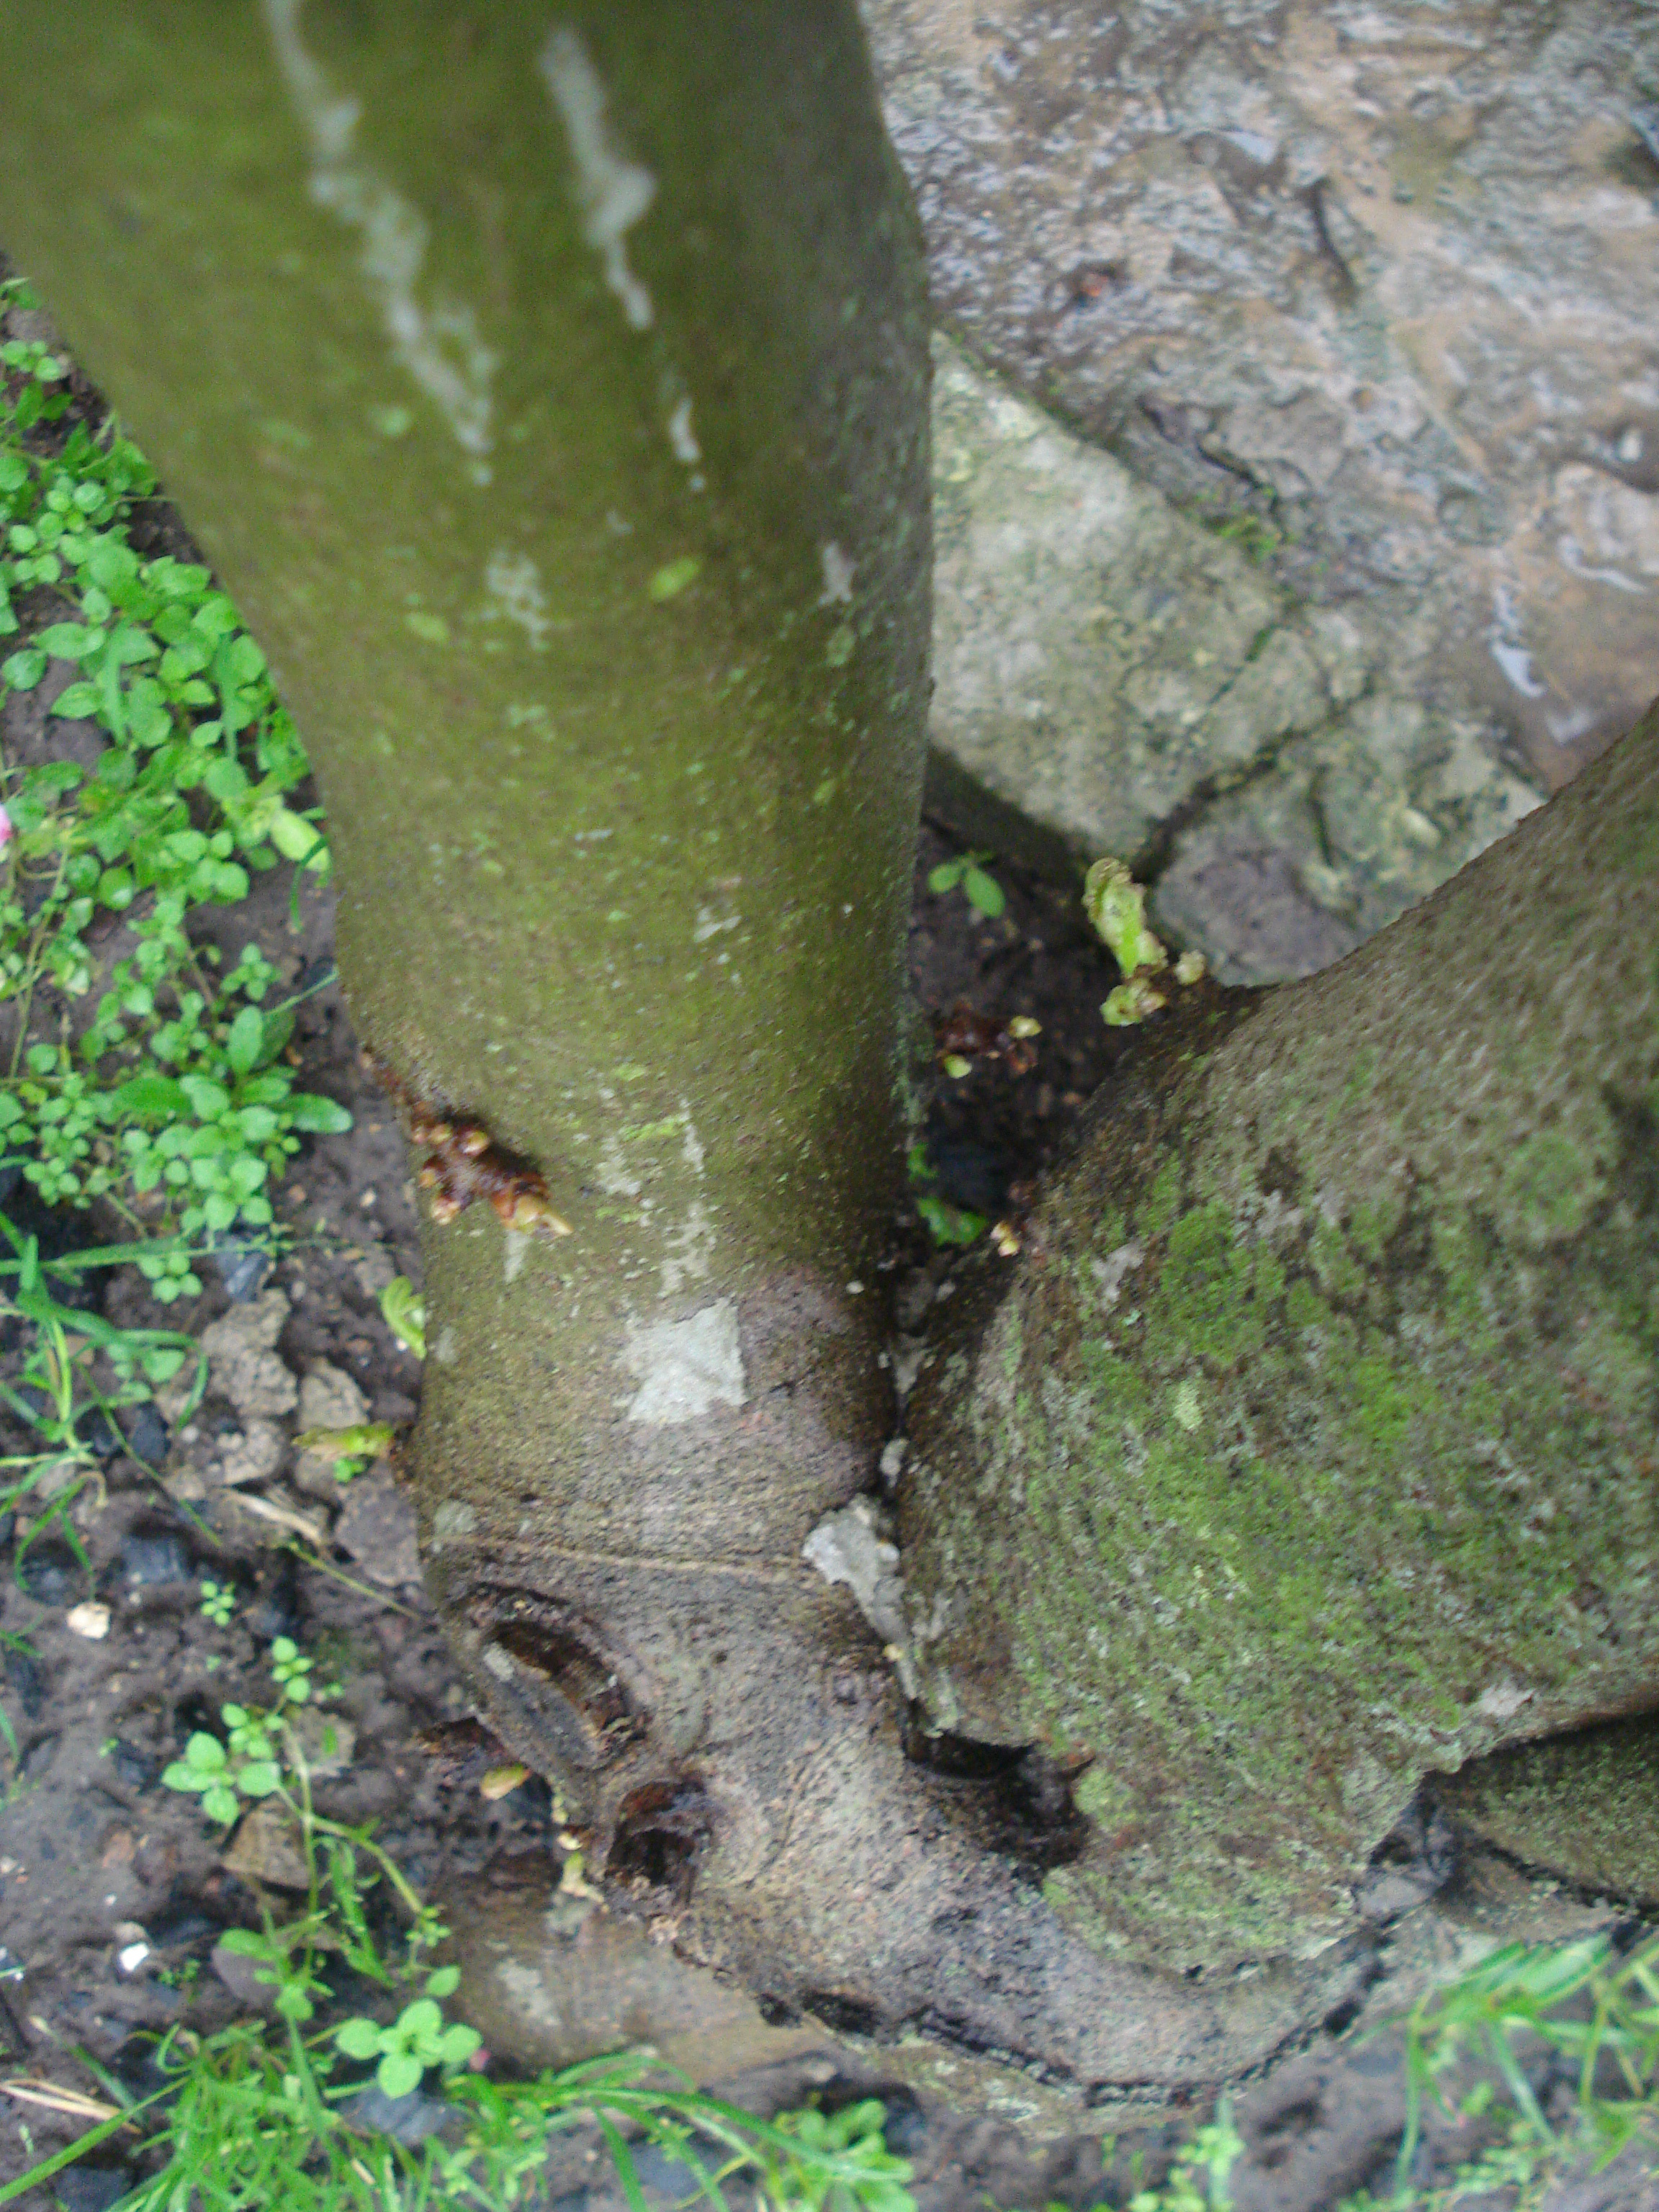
863,0,1656,981
1152,688,1545,982
925,337,1545,978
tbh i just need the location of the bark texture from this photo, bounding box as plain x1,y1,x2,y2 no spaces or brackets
0,0,930,1789
903,698,1659,1972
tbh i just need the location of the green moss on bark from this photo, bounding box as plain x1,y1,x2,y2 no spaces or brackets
904,704,1659,1971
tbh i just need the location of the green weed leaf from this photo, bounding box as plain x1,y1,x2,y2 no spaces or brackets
289,1092,351,1133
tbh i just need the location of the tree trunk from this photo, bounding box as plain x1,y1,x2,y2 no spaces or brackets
0,1,935,1755
904,697,1659,1971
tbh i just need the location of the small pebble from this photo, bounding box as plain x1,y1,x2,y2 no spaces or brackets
337,2082,457,2146
121,1532,193,1587
66,1601,112,1640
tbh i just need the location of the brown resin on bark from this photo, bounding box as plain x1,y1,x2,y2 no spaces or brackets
362,1048,572,1238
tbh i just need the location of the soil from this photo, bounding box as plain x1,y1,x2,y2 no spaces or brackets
1,336,1655,2212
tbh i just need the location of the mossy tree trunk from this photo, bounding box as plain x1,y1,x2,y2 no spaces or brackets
4,0,1657,2099
904,701,1659,1971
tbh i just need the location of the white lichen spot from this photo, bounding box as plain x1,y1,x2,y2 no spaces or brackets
503,1229,531,1284
263,0,498,458
679,1104,706,1177
1475,1680,1534,1723
1089,1239,1146,1310
495,1958,563,2031
817,541,855,606
803,1499,912,1677
1172,1377,1202,1432
482,547,552,651
667,396,701,465
1487,584,1547,700
539,27,656,332
660,1199,715,1300
433,1324,459,1367
598,1134,642,1198
429,1498,477,1555
623,1299,745,1424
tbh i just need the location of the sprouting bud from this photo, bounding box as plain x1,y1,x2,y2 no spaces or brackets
1083,858,1169,981
500,1190,573,1237
1102,976,1170,1028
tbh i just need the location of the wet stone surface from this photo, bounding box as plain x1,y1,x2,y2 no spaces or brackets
865,0,1659,981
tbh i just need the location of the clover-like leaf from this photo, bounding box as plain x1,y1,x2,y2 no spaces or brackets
377,2051,423,2100
335,2016,385,2063
435,2022,482,2070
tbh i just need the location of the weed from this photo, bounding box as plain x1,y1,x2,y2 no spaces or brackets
0,273,347,1298
1198,506,1283,565
927,849,1005,920
1,1634,918,2211
0,1627,27,1797
907,1141,986,1248
1046,2100,1241,2212
0,1201,206,1590
198,1577,236,1626
1339,1930,1659,2210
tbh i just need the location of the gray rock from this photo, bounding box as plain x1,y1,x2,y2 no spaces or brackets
333,1468,422,1587
163,1289,296,1421
336,2082,458,2147
862,0,1658,979
204,1416,286,1489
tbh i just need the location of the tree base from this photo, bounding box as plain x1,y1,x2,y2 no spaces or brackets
425,1539,1373,2098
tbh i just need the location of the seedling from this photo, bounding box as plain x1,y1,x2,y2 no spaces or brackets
335,1990,481,2099
199,1578,236,1626
1082,859,1205,1028
292,1419,397,1483
927,849,1005,920
378,1273,426,1359
907,1141,986,1248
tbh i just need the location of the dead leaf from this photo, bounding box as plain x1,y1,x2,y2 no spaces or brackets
228,1491,328,1546
1,2079,130,2126
221,1802,311,1891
